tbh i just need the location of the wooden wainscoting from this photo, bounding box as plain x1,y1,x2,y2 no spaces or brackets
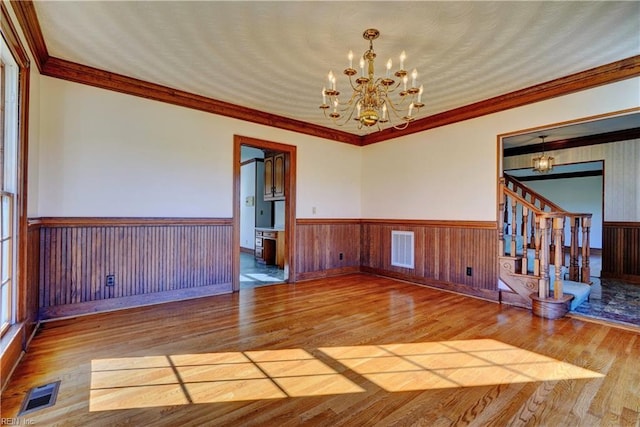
31,218,234,319
602,221,640,283
295,219,362,281
25,223,40,331
361,219,499,300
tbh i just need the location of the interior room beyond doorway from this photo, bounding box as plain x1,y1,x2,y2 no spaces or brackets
239,145,286,288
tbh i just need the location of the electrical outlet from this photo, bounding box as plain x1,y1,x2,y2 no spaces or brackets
106,275,115,286
339,252,344,260
466,267,472,276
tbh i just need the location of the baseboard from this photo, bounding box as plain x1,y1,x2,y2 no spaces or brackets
0,320,39,392
296,266,362,282
361,266,500,302
600,272,640,284
39,283,233,321
500,290,532,309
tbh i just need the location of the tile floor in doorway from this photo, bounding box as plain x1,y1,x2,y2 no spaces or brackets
240,252,285,288
572,277,640,327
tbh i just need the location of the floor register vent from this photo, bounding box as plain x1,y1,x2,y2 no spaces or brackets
18,381,61,416
391,230,415,269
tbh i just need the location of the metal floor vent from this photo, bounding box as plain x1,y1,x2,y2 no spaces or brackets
18,381,60,416
391,230,415,269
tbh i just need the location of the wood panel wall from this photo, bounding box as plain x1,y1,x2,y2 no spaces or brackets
295,219,361,281
25,224,40,331
360,220,499,300
602,221,640,283
33,218,234,319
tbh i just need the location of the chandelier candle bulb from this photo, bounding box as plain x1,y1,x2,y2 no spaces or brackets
348,50,353,68
382,104,387,120
411,69,418,88
322,87,326,105
360,57,365,77
403,75,408,91
408,102,414,117
400,51,406,70
418,85,423,103
386,59,392,77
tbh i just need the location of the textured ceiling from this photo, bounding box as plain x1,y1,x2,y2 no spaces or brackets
33,1,640,136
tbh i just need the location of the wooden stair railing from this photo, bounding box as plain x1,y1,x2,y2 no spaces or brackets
499,176,593,319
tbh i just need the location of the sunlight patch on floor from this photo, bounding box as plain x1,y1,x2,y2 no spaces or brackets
318,339,603,392
89,339,603,411
90,349,364,411
241,273,283,282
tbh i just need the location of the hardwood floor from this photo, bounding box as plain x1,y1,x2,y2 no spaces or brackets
2,274,639,426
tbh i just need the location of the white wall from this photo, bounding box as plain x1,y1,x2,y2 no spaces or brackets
36,77,363,218
361,78,640,221
34,75,638,221
524,176,604,248
240,162,256,249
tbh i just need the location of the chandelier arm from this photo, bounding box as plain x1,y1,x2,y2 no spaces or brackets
347,74,363,92
382,97,412,130
328,97,361,127
383,94,410,115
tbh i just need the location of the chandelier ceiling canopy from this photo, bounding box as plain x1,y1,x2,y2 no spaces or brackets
320,29,424,132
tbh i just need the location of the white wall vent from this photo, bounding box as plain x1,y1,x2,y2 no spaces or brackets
391,230,415,269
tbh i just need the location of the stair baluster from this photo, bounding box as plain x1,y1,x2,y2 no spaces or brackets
533,214,541,277
521,206,529,275
510,197,517,257
569,216,580,281
538,217,550,299
553,216,565,299
581,216,591,283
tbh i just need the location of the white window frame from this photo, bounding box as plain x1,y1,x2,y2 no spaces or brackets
0,36,19,337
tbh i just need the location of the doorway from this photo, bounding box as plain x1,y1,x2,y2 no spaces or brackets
498,109,640,327
233,135,297,292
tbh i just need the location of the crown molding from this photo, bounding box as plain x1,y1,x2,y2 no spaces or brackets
2,2,31,68
9,0,47,72
362,55,640,145
9,1,360,146
504,127,640,157
41,57,361,145
10,0,640,147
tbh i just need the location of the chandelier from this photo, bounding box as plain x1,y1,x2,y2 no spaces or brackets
532,135,554,173
319,28,423,131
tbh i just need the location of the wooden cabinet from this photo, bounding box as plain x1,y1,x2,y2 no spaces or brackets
255,229,285,268
264,152,285,201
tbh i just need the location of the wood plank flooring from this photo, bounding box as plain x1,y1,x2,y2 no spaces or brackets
2,274,639,426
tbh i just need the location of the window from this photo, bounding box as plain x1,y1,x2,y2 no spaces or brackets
0,36,19,336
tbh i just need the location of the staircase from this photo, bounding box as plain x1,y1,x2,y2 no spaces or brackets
499,174,593,319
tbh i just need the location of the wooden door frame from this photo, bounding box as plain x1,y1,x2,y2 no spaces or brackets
233,135,297,291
